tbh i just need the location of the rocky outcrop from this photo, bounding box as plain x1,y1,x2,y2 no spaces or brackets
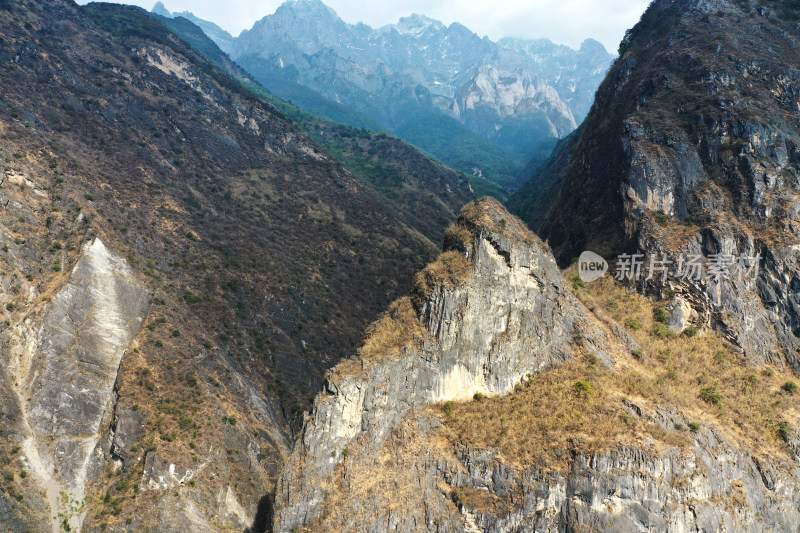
513,0,800,373
273,198,615,531
5,238,149,531
279,408,800,533
273,199,800,533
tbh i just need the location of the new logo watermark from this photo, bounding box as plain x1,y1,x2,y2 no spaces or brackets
578,251,608,283
577,251,761,284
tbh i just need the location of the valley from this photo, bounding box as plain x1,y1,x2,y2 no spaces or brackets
1,0,799,532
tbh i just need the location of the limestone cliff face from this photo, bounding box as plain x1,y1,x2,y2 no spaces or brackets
10,239,149,531
273,198,614,531
273,198,800,532
512,0,800,373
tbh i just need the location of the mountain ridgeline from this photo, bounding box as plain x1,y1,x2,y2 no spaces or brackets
2,0,800,532
512,0,800,371
0,0,472,530
270,0,800,531
154,0,616,193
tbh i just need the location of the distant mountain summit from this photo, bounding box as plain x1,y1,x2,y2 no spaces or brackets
150,1,235,54
152,0,615,191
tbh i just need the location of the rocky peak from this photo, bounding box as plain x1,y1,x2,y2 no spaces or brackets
513,0,800,370
273,198,613,530
579,37,609,56
151,1,170,17
273,0,341,23
392,13,444,35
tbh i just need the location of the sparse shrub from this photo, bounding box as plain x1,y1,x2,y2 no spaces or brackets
674,422,685,430
624,317,641,330
52,260,62,272
631,349,643,359
154,339,163,347
655,211,670,226
184,292,201,304
779,422,795,442
688,422,701,433
472,392,485,401
5,303,14,312
683,326,699,337
700,385,724,406
653,309,670,324
442,401,454,416
574,380,595,397
782,381,799,395
171,329,180,337
651,322,672,338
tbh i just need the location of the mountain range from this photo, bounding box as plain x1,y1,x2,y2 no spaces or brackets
2,0,800,532
152,0,616,192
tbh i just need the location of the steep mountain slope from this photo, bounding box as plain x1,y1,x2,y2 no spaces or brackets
0,1,468,530
273,198,800,532
190,0,614,191
512,0,800,372
498,37,617,124
151,10,477,241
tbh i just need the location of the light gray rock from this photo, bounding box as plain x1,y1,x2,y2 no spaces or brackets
666,295,694,332
273,199,614,532
12,238,150,532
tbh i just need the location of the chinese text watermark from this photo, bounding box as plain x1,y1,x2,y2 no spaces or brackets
578,251,760,284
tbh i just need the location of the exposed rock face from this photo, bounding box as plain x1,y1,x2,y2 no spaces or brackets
273,198,614,531
0,1,453,530
273,201,800,533
366,421,800,533
7,239,149,531
512,0,800,373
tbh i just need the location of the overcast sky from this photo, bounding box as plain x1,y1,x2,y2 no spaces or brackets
77,0,651,52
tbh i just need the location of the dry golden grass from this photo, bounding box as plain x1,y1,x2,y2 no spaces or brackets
413,250,473,299
303,416,460,532
443,223,473,251
332,297,427,381
438,267,800,470
359,296,424,362
438,354,689,471
458,197,542,247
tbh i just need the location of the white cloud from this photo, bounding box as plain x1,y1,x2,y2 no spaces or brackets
77,0,651,52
